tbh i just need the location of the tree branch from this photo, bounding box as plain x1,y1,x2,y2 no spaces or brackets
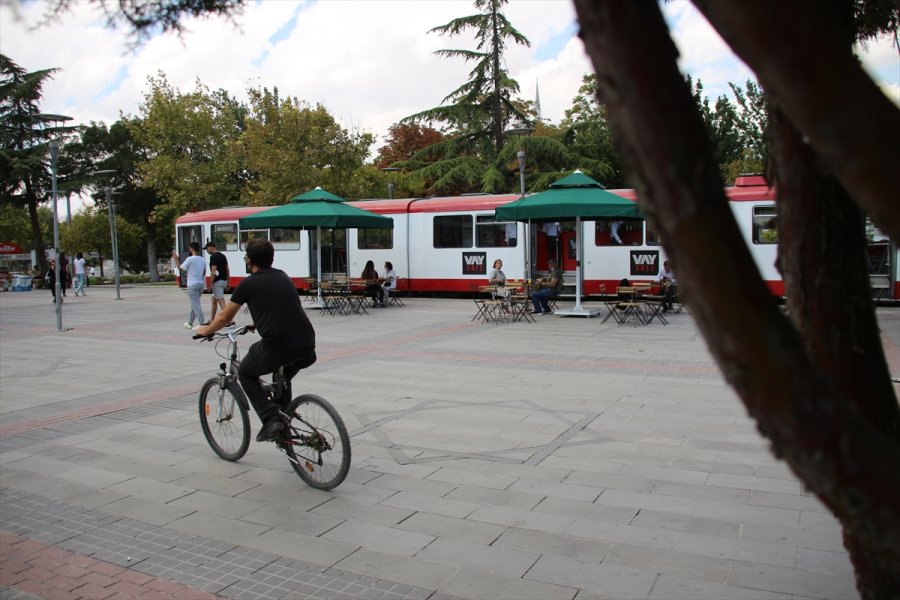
573,1,900,595
691,0,900,243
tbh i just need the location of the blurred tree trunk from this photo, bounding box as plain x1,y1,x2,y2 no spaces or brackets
573,1,900,597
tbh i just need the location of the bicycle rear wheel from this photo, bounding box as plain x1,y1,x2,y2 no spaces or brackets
280,394,351,490
199,378,250,461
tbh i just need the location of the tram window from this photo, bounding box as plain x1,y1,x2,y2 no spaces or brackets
358,228,393,250
595,219,643,246
211,224,239,251
270,228,300,250
646,221,661,246
240,229,269,249
476,216,517,248
752,206,778,244
433,215,473,248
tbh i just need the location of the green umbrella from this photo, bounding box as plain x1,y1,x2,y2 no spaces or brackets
239,187,394,229
494,171,642,222
495,171,643,317
240,187,393,307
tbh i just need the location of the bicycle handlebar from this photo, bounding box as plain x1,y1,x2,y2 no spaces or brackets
193,324,255,341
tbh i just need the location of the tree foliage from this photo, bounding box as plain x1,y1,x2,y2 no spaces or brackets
32,0,246,45
131,73,245,222
0,53,78,274
237,86,374,204
71,119,169,278
408,0,531,154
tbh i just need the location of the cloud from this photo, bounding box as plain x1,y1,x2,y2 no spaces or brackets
2,0,895,152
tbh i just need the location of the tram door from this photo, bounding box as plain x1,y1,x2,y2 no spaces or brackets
176,225,202,288
311,228,347,280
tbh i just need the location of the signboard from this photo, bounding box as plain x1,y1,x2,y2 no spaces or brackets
0,243,25,254
462,252,487,275
630,250,659,276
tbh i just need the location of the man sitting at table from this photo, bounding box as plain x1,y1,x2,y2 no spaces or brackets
531,258,563,316
657,259,678,312
377,261,398,307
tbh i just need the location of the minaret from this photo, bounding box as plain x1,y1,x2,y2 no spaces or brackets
534,81,542,122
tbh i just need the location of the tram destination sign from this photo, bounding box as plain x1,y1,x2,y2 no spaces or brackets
630,250,659,276
462,252,487,275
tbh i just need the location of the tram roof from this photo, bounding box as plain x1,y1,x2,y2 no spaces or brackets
176,177,772,224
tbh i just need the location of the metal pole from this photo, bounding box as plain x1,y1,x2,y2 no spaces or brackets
50,141,62,330
517,149,529,282
106,187,121,300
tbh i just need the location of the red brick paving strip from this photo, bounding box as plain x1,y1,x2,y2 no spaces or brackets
0,532,223,600
0,385,198,438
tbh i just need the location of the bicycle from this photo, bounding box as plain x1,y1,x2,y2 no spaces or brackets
194,325,351,490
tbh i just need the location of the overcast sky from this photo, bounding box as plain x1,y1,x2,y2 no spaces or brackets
1,0,897,212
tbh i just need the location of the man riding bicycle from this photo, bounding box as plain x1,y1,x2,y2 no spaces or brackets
195,239,316,442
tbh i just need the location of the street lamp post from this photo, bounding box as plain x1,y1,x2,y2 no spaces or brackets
504,124,534,281
49,141,63,330
380,167,400,199
91,170,121,300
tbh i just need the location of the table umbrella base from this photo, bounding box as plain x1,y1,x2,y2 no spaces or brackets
554,306,600,318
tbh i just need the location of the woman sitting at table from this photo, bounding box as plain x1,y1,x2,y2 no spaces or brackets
488,259,506,286
361,260,381,307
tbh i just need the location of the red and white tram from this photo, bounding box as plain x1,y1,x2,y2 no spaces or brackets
174,175,898,299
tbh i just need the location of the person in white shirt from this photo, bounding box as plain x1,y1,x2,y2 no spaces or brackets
657,260,678,311
610,221,623,245
73,252,87,296
542,222,559,261
377,261,398,307
171,242,207,328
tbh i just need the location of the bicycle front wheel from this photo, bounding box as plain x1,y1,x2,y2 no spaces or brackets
281,394,351,490
199,378,250,461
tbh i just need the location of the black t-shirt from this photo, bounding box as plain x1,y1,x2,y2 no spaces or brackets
209,251,229,282
230,267,315,351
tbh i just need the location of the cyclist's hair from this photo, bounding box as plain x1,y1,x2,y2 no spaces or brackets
385,261,393,270
189,241,201,253
246,238,275,268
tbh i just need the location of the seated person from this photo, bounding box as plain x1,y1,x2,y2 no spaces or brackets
488,259,506,285
657,260,678,311
378,261,398,307
361,260,381,306
531,258,563,315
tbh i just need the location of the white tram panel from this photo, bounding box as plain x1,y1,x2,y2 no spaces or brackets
345,200,410,282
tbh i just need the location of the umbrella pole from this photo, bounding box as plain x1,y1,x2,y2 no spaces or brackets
525,220,532,282
317,226,323,303
556,216,598,318
306,226,325,310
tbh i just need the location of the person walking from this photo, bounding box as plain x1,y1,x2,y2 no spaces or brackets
204,241,231,324
46,260,60,303
171,243,207,329
73,252,87,296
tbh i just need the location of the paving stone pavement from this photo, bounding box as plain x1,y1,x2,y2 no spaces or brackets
2,285,896,599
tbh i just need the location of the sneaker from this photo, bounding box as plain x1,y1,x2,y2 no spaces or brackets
256,419,285,442
541,310,552,316
184,322,193,329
